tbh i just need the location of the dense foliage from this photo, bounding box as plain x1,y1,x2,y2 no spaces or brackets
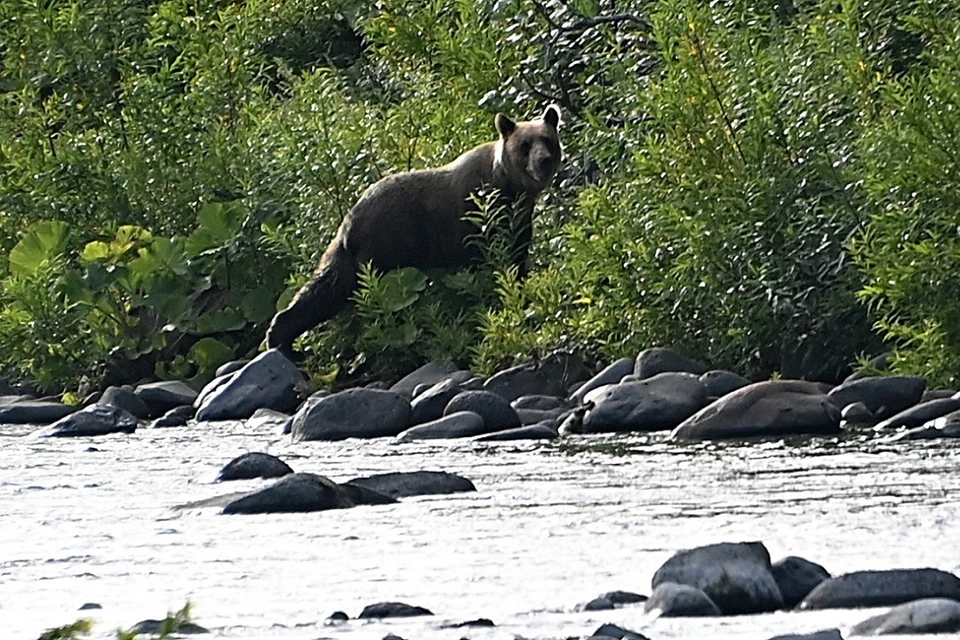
1,0,958,391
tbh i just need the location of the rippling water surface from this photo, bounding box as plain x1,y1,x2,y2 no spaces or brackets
1,422,957,640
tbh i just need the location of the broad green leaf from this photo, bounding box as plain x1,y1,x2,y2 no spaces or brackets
194,308,246,335
189,337,234,373
80,241,111,263
241,286,278,323
9,221,69,277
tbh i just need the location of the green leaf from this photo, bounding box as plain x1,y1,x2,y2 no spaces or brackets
9,221,69,277
80,241,111,263
241,286,278,323
188,337,234,374
194,308,246,334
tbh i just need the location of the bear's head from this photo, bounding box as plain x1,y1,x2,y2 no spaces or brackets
494,105,562,193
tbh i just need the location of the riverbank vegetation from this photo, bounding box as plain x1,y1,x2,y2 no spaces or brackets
1,0,958,392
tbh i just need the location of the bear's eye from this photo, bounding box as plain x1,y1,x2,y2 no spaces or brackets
520,140,532,154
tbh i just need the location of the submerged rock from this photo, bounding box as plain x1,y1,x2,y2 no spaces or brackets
291,388,411,442
221,473,395,515
589,622,650,640
644,582,722,617
149,405,195,428
440,618,495,628
872,397,960,431
571,358,635,404
396,411,487,442
133,380,199,417
634,347,709,379
766,631,843,640
444,390,520,432
345,470,475,499
195,349,307,422
651,541,784,615
216,452,293,482
244,408,291,432
886,422,960,441
772,556,831,608
127,619,208,635
0,400,76,425
671,380,840,441
827,375,925,419
581,372,708,433
474,422,559,441
850,598,960,635
799,568,960,610
357,602,433,619
34,404,137,438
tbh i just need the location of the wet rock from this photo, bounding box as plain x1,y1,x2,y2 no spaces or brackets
482,352,590,402
671,380,840,441
216,452,293,481
582,596,616,611
921,389,957,401
382,635,405,640
133,380,199,417
216,359,249,377
474,422,559,441
886,422,960,441
389,361,462,397
440,618,495,628
700,370,751,398
326,611,349,622
345,470,475,499
195,350,307,422
516,407,566,425
766,631,843,640
581,373,708,434
799,568,960,610
358,602,433,619
651,541,784,615
827,375,926,420
396,411,487,442
599,590,647,605
244,407,291,432
634,347,709,379
0,400,76,424
221,472,395,515
99,385,150,419
128,619,209,635
558,406,587,435
148,405,195,428
850,598,960,636
78,603,102,610
410,379,463,426
644,582,722,617
291,388,411,442
571,358,635,404
772,556,831,608
841,402,875,428
34,404,137,438
590,623,650,640
444,390,520,432
460,377,485,390
873,397,960,431
512,394,571,411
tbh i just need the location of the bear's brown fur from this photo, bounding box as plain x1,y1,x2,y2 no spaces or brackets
265,105,562,352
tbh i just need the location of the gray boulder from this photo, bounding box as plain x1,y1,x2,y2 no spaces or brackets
99,386,150,419
511,394,572,411
409,378,463,426
886,422,960,441
444,390,520,432
134,380,199,417
516,407,566,425
345,470,476,499
841,402,875,427
127,619,208,635
634,347,709,379
195,350,307,422
215,359,249,377
358,602,433,619
872,397,960,431
922,389,957,401
644,582,722,617
221,473,395,514
571,358,635,404
580,590,646,612
244,408,291,432
474,422,559,441
482,352,590,402
671,380,841,441
581,372,708,434
34,404,137,437
772,556,831,608
291,388,411,442
0,400,76,424
827,376,926,419
216,452,293,481
651,541,784,615
148,405,195,428
799,568,960,610
766,631,843,640
396,411,487,442
389,362,466,397
589,623,650,640
850,598,960,635
700,370,751,398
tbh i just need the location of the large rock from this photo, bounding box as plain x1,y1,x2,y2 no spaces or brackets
127,619,208,635
766,631,843,640
195,350,307,422
772,556,831,608
589,623,650,640
389,362,462,397
651,541,784,615
134,380,199,417
345,471,475,499
148,405,195,428
570,358,635,404
515,407,566,425
409,379,463,426
671,380,841,441
444,390,520,432
799,568,960,610
886,422,960,441
221,473,395,514
396,411,488,442
871,397,960,432
634,347,709,379
644,582,722,617
850,598,960,636
357,602,433,619
511,394,572,411
0,400,76,424
581,373,708,434
99,386,150,419
474,422,558,441
482,352,590,402
827,376,926,419
216,452,293,481
700,370,751,398
291,388,411,442
581,590,647,611
34,404,137,438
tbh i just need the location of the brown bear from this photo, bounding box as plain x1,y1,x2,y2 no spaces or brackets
265,105,563,352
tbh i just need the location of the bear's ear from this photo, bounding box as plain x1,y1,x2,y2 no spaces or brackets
542,104,561,129
495,113,516,138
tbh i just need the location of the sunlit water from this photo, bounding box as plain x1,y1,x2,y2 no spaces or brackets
1,421,957,640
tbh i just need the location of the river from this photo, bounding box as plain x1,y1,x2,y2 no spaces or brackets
1,422,957,639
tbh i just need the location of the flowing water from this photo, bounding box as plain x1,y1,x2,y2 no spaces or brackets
1,421,957,640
